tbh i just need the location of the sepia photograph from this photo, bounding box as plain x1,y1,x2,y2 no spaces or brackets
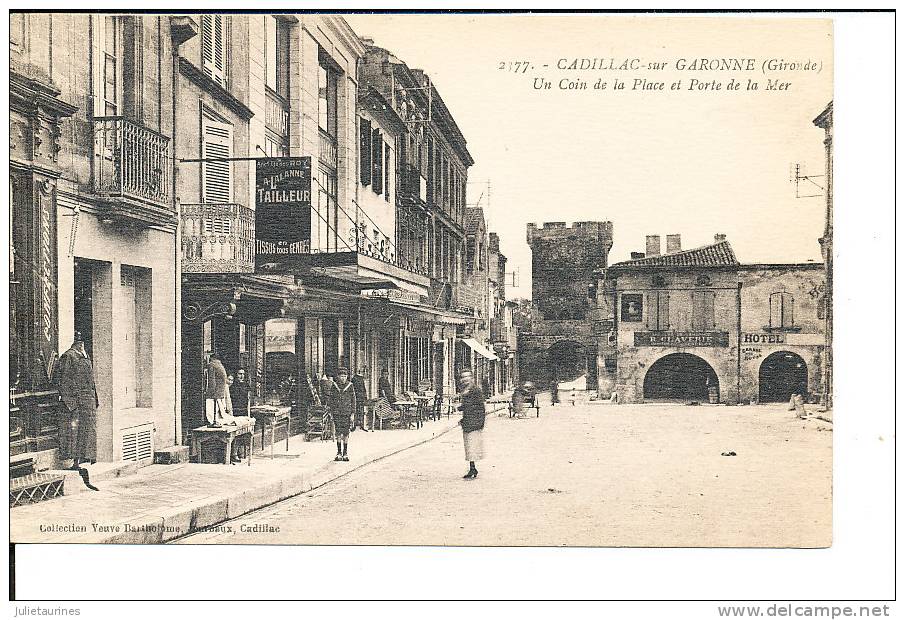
5,7,895,607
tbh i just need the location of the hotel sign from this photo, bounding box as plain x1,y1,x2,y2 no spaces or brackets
742,332,786,344
255,157,312,273
634,331,730,347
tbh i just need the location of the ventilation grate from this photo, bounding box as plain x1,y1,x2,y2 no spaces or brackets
122,423,154,462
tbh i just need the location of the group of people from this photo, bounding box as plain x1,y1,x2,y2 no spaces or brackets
203,353,253,425
56,332,489,481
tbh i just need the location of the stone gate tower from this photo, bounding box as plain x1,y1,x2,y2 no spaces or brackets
521,221,613,389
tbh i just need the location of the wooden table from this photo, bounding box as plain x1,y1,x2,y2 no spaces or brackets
250,405,292,458
191,418,255,465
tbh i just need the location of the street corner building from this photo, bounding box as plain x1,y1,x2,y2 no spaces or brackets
11,13,181,478
594,233,828,406
9,12,522,498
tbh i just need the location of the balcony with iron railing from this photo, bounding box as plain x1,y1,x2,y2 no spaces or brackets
181,203,255,273
319,129,337,170
265,89,289,138
92,116,171,208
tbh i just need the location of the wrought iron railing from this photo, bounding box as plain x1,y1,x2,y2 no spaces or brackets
346,222,430,278
319,129,337,170
181,203,255,273
92,116,171,206
265,89,289,137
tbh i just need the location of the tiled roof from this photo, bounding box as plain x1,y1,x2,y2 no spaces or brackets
464,207,484,234
610,241,739,269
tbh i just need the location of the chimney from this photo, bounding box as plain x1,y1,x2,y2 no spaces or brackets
630,251,646,260
714,233,726,243
645,235,661,257
666,234,681,254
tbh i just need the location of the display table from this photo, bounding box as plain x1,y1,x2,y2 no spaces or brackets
191,418,255,465
250,405,292,457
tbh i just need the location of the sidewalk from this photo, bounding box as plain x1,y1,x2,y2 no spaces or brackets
11,415,464,544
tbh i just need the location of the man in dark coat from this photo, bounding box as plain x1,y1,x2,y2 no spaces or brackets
330,367,357,462
351,366,370,431
57,332,99,469
458,369,486,480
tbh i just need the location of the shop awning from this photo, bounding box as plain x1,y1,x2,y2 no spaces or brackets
461,337,499,361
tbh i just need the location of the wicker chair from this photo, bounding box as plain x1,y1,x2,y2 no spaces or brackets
374,397,401,430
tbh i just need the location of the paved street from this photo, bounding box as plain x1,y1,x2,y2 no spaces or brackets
178,399,832,547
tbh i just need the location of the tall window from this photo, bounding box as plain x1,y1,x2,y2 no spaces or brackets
647,291,670,330
102,15,118,115
691,290,716,330
201,14,228,86
371,128,383,195
315,166,338,251
317,53,339,251
318,59,338,138
202,111,233,203
769,292,795,328
264,16,290,99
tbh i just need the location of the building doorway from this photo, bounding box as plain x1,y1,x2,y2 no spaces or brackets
759,351,808,403
643,353,719,401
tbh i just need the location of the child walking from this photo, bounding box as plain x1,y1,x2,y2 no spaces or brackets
330,367,357,462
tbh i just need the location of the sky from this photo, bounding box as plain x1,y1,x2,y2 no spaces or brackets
344,14,833,300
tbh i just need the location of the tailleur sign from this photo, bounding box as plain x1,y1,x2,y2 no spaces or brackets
255,157,312,273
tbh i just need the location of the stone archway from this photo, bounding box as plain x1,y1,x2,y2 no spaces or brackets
545,340,588,385
759,351,808,403
643,353,719,402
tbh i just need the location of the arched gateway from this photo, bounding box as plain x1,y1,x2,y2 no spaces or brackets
759,351,808,402
643,353,719,402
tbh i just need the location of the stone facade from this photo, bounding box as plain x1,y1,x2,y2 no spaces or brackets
522,221,613,388
598,235,826,405
11,13,180,464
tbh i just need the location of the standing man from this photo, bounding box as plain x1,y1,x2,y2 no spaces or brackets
330,367,357,461
458,369,486,480
57,332,99,469
351,366,370,431
230,368,252,417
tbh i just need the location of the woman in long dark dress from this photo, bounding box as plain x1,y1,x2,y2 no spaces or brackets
458,370,486,479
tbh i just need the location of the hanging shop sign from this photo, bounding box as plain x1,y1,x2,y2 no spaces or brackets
255,157,312,273
634,331,730,347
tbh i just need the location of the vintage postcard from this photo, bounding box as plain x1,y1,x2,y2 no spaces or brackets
9,12,833,551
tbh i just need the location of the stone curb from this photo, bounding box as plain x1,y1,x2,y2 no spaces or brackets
50,417,463,544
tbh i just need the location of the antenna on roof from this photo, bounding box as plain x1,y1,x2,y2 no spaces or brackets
789,163,825,199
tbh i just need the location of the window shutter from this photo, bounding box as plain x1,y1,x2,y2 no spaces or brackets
360,118,372,186
384,143,391,202
202,117,233,204
769,293,782,328
782,293,794,327
201,15,227,86
659,293,669,330
372,129,383,195
704,291,715,329
646,292,657,329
